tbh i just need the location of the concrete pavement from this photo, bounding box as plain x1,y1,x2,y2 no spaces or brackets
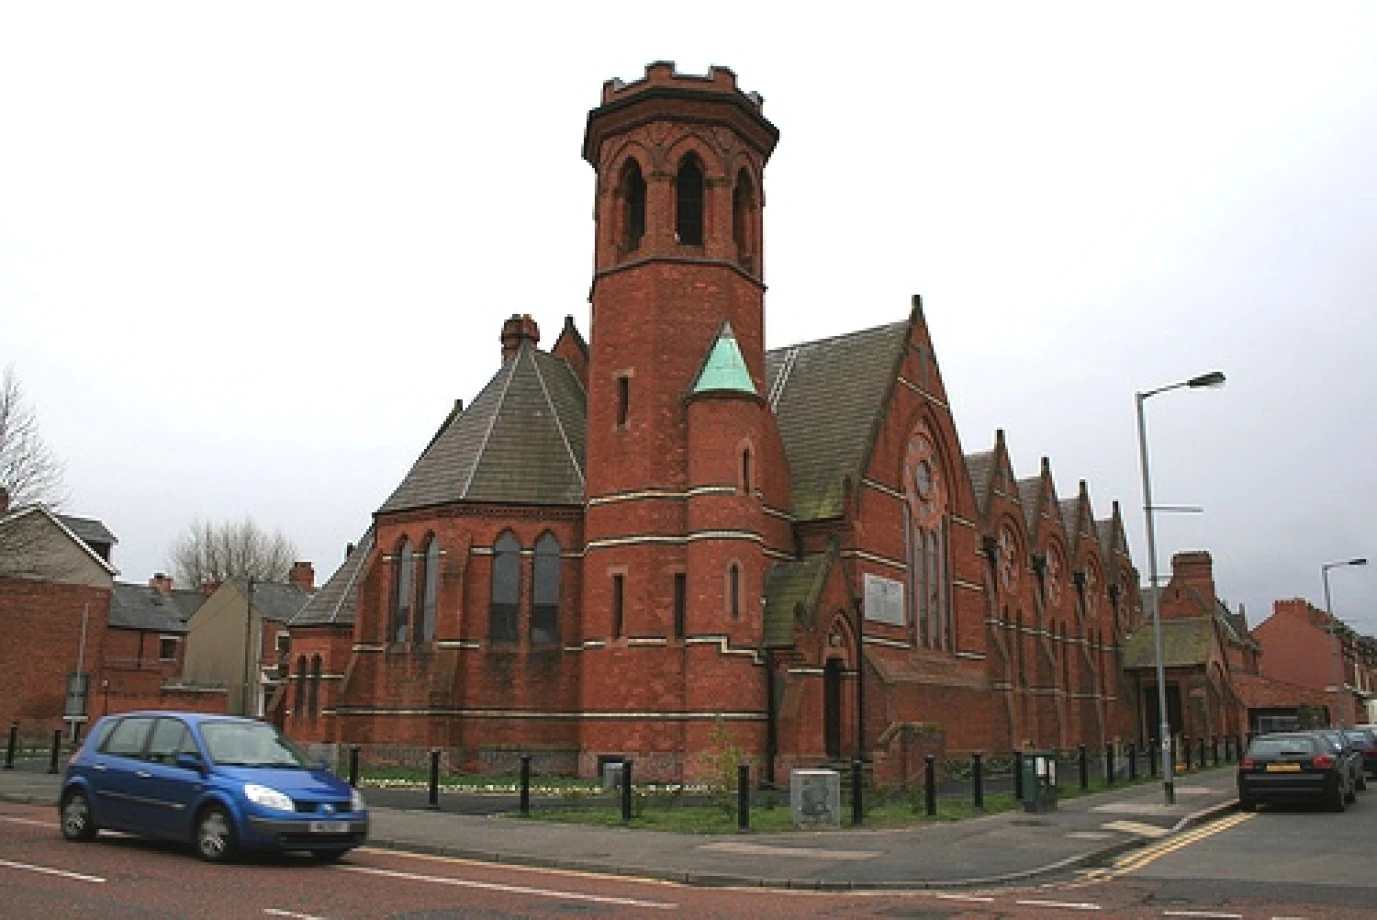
0,759,1240,890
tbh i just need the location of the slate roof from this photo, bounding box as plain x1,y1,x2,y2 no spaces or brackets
290,529,373,628
109,583,205,631
234,578,313,623
1095,518,1117,555
57,515,117,548
1016,478,1042,529
765,321,910,522
965,450,996,515
762,551,835,648
379,345,587,514
1121,617,1214,669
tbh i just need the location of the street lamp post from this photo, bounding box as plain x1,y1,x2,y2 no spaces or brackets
1135,370,1225,806
1322,557,1367,727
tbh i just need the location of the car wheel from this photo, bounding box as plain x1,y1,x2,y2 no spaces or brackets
310,849,348,864
195,805,238,863
1238,795,1257,813
60,790,98,842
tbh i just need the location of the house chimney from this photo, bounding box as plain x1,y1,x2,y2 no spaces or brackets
500,314,540,364
148,572,174,595
289,560,315,593
1169,551,1217,606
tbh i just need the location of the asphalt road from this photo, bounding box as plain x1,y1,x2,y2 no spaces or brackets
3,796,1376,918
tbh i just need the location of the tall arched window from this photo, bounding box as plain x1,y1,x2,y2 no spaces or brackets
308,655,322,718
740,447,753,495
490,531,521,643
621,159,646,251
391,538,413,643
904,427,950,650
531,532,560,645
732,168,756,271
676,155,704,245
728,563,741,620
419,537,439,642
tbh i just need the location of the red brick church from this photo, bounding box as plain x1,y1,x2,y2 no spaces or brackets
277,64,1152,783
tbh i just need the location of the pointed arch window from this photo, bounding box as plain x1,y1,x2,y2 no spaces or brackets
732,168,756,271
308,655,322,718
620,159,646,252
391,538,413,643
676,155,704,245
531,533,561,645
419,537,440,642
490,531,521,643
903,427,951,650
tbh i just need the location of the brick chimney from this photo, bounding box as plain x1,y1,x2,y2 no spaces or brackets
500,314,540,364
148,572,174,595
1169,551,1218,608
289,560,315,593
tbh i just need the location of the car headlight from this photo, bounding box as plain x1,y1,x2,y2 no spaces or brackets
244,783,294,812
350,787,366,812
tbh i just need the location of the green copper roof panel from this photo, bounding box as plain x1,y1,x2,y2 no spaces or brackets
693,324,757,395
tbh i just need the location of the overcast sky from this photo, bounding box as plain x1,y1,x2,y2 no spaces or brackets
2,2,1374,633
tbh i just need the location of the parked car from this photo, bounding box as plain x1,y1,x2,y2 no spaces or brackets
59,711,367,862
1238,731,1353,812
1344,727,1377,778
1310,729,1367,793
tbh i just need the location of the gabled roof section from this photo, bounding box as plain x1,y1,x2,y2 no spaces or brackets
0,504,118,576
766,320,909,521
231,578,312,623
692,321,757,396
110,583,205,631
56,515,117,551
1015,477,1042,530
762,549,836,648
965,450,996,516
1122,617,1214,669
291,528,373,627
379,345,587,514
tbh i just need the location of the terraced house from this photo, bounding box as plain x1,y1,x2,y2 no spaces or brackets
275,64,1157,784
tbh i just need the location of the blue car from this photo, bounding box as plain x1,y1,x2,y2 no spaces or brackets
59,711,367,863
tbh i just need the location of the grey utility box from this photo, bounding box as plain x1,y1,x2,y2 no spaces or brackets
1021,751,1059,813
791,768,841,828
602,761,625,791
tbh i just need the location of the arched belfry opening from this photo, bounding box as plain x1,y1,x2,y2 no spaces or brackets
620,159,646,252
676,155,704,245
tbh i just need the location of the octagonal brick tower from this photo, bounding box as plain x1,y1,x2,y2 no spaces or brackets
578,63,791,780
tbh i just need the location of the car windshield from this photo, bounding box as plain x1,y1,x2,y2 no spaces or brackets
201,721,312,768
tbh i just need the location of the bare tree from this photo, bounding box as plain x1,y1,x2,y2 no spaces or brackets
0,365,67,510
168,517,299,587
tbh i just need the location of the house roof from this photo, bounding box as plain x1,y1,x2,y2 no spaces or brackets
765,321,910,521
0,504,118,576
56,514,117,549
692,322,757,395
1016,477,1041,529
762,550,835,648
109,583,205,631
290,529,373,627
965,450,996,516
379,345,587,514
230,578,313,623
1121,617,1215,669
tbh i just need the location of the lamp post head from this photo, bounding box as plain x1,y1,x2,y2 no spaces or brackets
1187,371,1226,389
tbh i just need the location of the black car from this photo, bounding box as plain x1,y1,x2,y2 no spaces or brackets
1343,727,1377,778
1238,731,1353,812
1310,729,1367,793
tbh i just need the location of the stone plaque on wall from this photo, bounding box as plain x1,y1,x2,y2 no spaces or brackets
863,573,905,625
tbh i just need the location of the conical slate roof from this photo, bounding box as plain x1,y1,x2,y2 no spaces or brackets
379,346,586,513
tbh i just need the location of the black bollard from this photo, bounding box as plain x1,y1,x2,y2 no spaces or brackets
427,749,441,810
1128,743,1137,781
1149,739,1158,778
1105,743,1115,786
924,754,937,817
1078,744,1088,791
1014,750,1024,801
1198,736,1206,769
737,763,750,833
972,752,984,810
348,745,360,787
520,754,532,817
620,759,634,825
1211,736,1218,766
4,722,16,770
47,728,61,774
851,758,864,826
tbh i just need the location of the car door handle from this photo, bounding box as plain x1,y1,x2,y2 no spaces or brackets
93,764,107,771
136,770,151,778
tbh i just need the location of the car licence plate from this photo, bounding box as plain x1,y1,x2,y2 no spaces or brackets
1265,763,1301,772
309,820,349,833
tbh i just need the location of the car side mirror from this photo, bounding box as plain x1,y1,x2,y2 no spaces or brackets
175,752,207,773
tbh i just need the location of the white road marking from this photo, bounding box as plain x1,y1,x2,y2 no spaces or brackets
931,892,995,903
1163,912,1242,919
1068,831,1114,840
0,858,106,884
700,841,878,860
264,911,330,920
0,815,54,829
341,864,677,910
1016,898,1102,910
1101,819,1171,838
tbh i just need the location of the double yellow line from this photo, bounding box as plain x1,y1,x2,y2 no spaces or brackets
1067,812,1254,887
